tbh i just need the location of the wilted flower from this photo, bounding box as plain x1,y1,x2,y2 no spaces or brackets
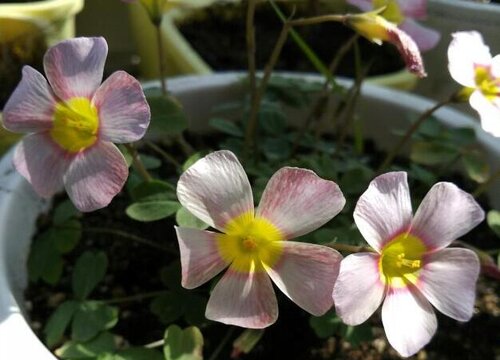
175,150,345,328
2,37,150,212
448,31,500,137
333,172,484,357
347,0,440,51
345,11,426,77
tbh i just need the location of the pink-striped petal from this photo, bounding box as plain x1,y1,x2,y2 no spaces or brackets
333,253,386,325
398,0,427,19
386,23,426,77
92,71,150,143
417,248,480,321
44,37,108,100
448,31,492,88
354,172,413,252
399,19,440,52
346,0,371,11
63,141,127,212
382,287,437,357
175,226,228,289
2,66,56,133
176,150,254,231
206,267,278,328
256,167,345,239
470,91,500,137
411,182,484,251
265,242,341,316
13,133,70,198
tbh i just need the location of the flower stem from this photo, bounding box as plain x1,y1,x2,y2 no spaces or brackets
145,339,165,349
377,97,453,174
145,140,181,169
124,143,153,182
155,23,168,95
208,326,236,360
83,227,176,254
473,167,500,198
104,290,169,305
323,242,374,253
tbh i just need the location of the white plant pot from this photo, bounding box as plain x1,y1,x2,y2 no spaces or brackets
1,73,499,359
417,0,500,101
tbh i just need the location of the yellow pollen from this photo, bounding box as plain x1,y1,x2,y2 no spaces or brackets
379,233,426,288
474,66,500,101
217,211,283,273
50,97,99,153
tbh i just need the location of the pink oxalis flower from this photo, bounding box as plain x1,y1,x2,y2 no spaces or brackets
2,37,150,212
333,172,484,357
347,0,440,52
448,31,500,137
175,150,345,328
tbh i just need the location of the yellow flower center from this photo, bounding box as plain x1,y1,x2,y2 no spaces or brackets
50,97,99,153
217,211,283,273
379,233,426,288
474,66,500,101
373,0,405,25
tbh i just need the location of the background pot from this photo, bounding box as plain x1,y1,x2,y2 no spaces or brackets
128,3,418,90
0,73,499,359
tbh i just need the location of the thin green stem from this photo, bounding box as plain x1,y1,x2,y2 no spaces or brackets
207,327,236,360
145,140,181,168
287,14,346,27
104,290,169,305
124,143,153,182
83,227,176,254
155,23,167,95
377,97,453,174
244,15,291,156
323,242,374,253
473,167,500,198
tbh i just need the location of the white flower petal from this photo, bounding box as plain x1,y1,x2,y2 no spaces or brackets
333,253,386,325
382,286,437,357
265,241,341,316
206,268,278,328
417,248,479,321
175,227,228,289
256,167,345,239
411,182,484,250
448,31,492,88
470,91,500,137
354,172,413,252
176,150,254,231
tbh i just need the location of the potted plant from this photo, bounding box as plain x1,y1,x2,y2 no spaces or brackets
0,1,499,359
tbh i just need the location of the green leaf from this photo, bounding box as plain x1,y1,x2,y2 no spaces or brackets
103,348,164,360
126,200,180,222
53,200,81,225
71,301,119,342
140,154,162,170
150,292,185,324
130,180,176,202
262,137,290,161
462,150,490,183
410,141,458,166
182,152,204,172
209,118,243,137
145,90,187,135
72,251,108,300
343,323,373,347
56,331,117,359
52,220,82,254
487,210,500,238
309,310,343,339
339,166,373,195
28,234,63,285
44,300,79,347
312,228,336,244
163,325,204,360
119,145,134,167
232,329,264,355
259,101,287,135
175,207,208,230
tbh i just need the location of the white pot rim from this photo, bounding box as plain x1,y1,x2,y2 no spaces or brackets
0,72,498,359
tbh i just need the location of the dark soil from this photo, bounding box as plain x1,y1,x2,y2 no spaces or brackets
178,3,405,77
